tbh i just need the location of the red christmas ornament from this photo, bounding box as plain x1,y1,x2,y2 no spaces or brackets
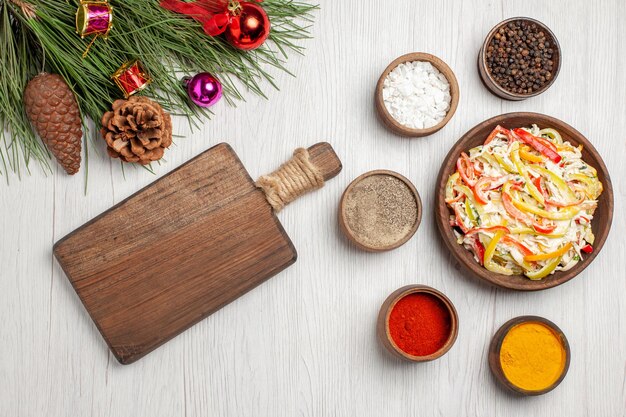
159,0,270,50
111,60,151,98
225,2,270,50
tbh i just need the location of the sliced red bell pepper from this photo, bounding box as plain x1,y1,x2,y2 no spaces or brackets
545,193,585,208
512,128,562,163
501,235,534,257
502,182,557,233
532,218,557,234
456,152,477,187
465,225,511,237
525,242,572,262
446,193,464,204
532,176,543,193
535,174,585,207
504,190,556,233
473,177,491,205
473,175,509,205
484,125,510,145
510,185,558,233
470,235,486,265
453,204,470,233
513,128,558,152
581,244,594,254
473,160,484,175
502,191,532,225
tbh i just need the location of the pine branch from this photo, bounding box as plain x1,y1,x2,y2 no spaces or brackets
0,0,317,179
0,1,50,180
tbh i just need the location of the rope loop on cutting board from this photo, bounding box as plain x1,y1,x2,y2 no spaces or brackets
256,148,324,212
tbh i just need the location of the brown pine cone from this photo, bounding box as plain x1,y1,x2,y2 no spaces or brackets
101,96,172,165
24,73,82,175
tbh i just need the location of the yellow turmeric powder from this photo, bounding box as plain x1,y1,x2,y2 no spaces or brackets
500,322,566,391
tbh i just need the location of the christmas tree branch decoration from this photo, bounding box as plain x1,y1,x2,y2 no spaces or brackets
0,0,316,180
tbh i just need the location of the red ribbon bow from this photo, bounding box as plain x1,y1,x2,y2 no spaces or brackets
159,0,261,36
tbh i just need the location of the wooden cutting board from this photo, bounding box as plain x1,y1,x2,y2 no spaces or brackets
54,142,341,364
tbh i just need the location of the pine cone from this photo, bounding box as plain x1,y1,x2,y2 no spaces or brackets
101,96,172,165
23,73,82,175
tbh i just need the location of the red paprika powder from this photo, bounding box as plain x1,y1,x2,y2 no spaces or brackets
388,293,451,356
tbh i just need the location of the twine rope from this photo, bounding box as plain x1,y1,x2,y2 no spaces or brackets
256,148,324,212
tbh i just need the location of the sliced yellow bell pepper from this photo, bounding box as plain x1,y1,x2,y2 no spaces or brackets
455,184,480,206
519,146,545,163
508,226,533,234
511,198,579,220
445,172,460,202
511,148,545,204
509,227,566,238
531,166,578,202
454,184,486,221
538,128,562,144
479,153,506,173
493,153,517,174
524,242,572,262
484,230,513,275
486,260,514,275
556,143,576,152
569,173,603,198
569,172,598,183
524,255,563,280
582,164,597,177
465,197,478,224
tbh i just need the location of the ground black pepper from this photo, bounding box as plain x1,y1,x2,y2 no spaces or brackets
343,174,417,248
485,20,556,95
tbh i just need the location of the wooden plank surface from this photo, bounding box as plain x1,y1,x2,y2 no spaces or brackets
1,0,625,415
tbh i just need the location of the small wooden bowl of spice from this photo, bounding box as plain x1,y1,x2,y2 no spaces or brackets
479,17,561,100
489,316,570,395
375,53,460,137
339,170,422,252
377,285,458,362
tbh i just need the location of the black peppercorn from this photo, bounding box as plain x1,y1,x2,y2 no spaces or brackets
485,19,557,95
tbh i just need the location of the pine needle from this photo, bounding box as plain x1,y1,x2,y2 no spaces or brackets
0,0,317,179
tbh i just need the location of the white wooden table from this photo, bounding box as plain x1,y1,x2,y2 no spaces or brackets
2,0,625,415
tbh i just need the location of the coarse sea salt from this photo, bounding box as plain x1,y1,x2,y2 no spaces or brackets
382,61,452,130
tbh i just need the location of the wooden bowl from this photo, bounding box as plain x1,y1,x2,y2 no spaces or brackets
375,52,460,137
377,285,459,362
478,17,562,101
435,112,614,291
339,170,422,252
489,316,570,395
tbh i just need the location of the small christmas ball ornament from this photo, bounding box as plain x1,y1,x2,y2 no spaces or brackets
23,74,82,175
225,1,270,51
183,73,222,107
111,59,151,98
75,0,113,39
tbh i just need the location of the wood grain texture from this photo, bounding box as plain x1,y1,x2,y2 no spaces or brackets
435,112,614,291
53,142,341,364
1,0,625,416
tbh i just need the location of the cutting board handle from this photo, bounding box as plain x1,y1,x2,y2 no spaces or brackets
256,142,342,212
306,142,343,181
